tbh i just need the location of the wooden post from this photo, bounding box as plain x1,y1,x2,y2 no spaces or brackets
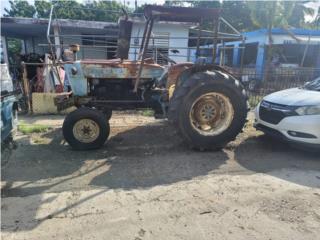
22,62,32,113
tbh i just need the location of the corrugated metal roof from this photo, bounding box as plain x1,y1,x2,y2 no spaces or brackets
244,28,320,37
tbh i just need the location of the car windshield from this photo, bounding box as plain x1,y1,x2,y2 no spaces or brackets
303,77,320,91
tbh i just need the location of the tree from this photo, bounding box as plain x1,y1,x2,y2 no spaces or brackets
6,38,22,65
34,0,52,18
288,1,315,28
314,6,320,28
5,0,124,22
85,0,124,22
248,1,294,80
221,1,255,32
133,4,146,14
189,1,220,8
247,1,317,78
4,0,36,17
164,1,187,7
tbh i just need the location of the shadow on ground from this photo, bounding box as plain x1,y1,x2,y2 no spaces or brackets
1,123,228,232
1,123,319,233
234,134,320,188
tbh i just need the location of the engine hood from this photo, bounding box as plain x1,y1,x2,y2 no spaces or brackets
263,88,320,106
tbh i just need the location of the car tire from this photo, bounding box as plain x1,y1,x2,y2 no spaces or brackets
103,109,113,120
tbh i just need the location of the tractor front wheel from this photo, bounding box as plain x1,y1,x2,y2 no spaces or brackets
63,108,110,150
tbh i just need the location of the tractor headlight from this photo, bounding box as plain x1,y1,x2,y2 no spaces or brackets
295,105,320,115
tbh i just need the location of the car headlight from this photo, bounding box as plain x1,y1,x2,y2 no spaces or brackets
295,105,320,115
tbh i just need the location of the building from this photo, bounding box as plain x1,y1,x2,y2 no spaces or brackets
0,16,196,65
1,17,118,61
216,28,320,79
128,16,193,64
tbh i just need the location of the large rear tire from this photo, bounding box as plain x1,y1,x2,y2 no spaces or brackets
168,71,248,150
63,108,110,150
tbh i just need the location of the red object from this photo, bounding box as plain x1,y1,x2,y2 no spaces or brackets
55,84,64,93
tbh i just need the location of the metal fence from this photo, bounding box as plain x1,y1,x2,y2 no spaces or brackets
227,66,320,108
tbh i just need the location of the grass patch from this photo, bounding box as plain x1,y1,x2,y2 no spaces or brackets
18,124,51,134
248,95,263,108
141,109,154,117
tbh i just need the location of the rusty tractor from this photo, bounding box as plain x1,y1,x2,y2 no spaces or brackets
55,5,248,150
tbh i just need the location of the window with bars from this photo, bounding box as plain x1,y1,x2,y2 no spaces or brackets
147,32,170,64
81,34,117,59
82,35,107,46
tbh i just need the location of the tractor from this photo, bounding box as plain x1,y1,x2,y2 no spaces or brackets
54,5,248,150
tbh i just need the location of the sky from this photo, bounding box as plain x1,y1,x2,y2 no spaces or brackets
0,0,319,22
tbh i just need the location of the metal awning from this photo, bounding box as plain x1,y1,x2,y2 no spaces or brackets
0,17,118,38
144,5,221,22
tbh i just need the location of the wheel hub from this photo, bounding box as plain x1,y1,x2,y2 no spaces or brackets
194,98,220,124
72,119,100,143
190,93,234,136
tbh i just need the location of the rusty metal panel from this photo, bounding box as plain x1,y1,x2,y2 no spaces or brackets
80,60,164,79
82,64,133,78
167,62,193,89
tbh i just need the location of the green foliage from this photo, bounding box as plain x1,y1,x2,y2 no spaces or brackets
133,4,146,14
164,1,186,7
3,0,318,30
312,6,319,28
34,0,51,18
140,109,154,117
189,1,220,8
288,2,314,28
7,38,22,65
248,1,277,29
5,0,124,22
85,0,125,22
248,95,263,108
221,1,255,32
7,38,21,54
248,1,316,29
4,0,36,17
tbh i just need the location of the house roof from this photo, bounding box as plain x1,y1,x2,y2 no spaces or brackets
243,28,320,37
1,15,199,39
1,17,118,38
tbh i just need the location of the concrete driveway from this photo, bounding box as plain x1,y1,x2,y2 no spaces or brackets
1,112,320,240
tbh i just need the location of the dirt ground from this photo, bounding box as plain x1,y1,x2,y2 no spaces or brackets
1,112,320,240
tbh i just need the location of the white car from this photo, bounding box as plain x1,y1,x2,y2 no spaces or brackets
255,76,320,149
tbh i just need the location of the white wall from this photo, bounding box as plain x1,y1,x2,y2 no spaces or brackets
129,21,190,63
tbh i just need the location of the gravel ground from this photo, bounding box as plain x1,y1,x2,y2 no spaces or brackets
1,112,320,240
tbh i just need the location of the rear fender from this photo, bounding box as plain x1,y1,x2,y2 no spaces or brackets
167,63,234,99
